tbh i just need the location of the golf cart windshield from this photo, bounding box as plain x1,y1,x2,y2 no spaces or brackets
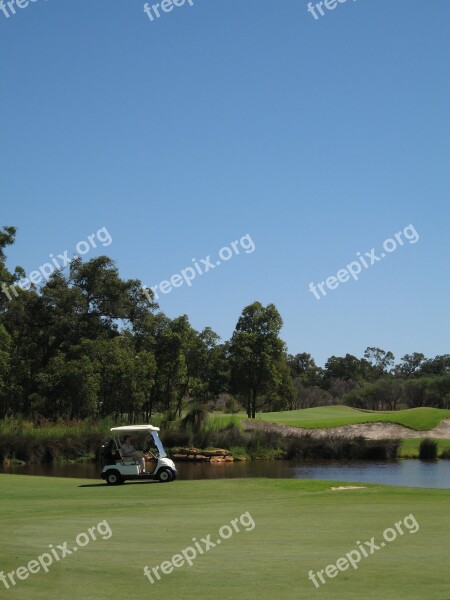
151,431,166,458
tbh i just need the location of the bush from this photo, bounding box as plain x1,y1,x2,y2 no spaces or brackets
224,396,241,414
181,405,209,432
0,431,104,464
359,440,400,460
419,439,438,460
196,424,247,450
284,435,400,461
229,447,250,460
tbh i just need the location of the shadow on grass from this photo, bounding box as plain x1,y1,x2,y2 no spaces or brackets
79,481,158,487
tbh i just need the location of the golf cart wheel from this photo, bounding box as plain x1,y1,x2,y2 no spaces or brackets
105,470,123,486
157,468,173,483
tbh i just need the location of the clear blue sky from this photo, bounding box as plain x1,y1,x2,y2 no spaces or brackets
1,0,449,365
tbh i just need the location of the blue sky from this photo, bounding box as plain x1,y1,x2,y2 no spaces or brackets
1,0,449,365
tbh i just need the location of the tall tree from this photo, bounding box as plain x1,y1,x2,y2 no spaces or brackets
229,302,285,418
364,347,395,377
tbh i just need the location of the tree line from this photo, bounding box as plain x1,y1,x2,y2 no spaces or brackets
0,226,449,421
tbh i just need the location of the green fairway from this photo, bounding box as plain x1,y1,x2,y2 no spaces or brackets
0,474,449,599
254,405,450,430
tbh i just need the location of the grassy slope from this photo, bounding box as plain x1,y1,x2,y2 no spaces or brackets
254,406,450,431
0,475,449,600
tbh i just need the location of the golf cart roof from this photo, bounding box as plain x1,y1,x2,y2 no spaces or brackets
111,425,160,433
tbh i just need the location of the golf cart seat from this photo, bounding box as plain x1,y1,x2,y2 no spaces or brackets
117,449,140,465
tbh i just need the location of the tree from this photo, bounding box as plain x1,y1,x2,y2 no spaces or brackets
261,356,296,411
2,225,448,422
363,347,395,378
293,382,332,409
0,226,28,313
36,351,101,419
402,375,450,408
229,302,285,418
420,355,450,375
397,353,427,376
69,256,156,336
288,352,323,387
0,324,12,418
324,354,371,385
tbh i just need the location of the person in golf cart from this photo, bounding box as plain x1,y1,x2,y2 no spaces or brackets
121,435,146,473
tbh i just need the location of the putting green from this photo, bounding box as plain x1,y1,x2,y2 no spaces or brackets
254,406,450,430
0,474,449,599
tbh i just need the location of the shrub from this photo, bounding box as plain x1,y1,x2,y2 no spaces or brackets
358,440,400,461
229,447,250,460
419,439,438,460
181,405,209,432
284,435,400,461
224,396,241,414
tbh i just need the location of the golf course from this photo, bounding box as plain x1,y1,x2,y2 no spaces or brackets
2,0,449,597
1,474,449,600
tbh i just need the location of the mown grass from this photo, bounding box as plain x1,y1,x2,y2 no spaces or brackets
0,474,449,600
399,438,450,458
251,406,450,431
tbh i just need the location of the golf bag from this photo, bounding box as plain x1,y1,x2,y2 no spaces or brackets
100,438,117,468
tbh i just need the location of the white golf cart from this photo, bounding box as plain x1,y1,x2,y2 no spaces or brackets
100,425,177,485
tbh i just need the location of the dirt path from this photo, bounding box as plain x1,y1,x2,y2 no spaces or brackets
242,419,450,440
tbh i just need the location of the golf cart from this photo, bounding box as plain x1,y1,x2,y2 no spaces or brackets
100,425,177,485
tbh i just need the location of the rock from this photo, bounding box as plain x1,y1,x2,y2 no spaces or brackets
171,447,233,462
202,449,231,457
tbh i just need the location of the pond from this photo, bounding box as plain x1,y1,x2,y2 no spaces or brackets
1,459,450,489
